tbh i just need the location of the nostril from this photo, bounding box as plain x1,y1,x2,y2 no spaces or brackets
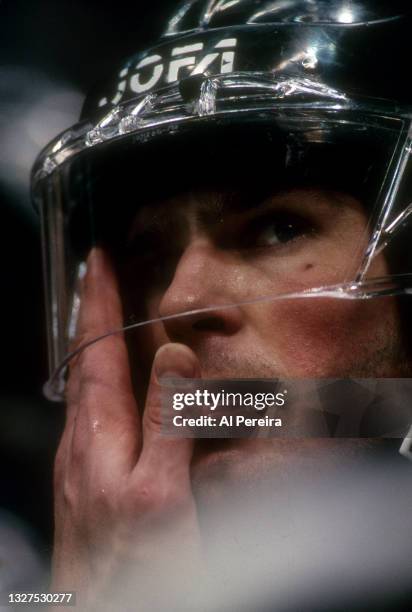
192,317,226,332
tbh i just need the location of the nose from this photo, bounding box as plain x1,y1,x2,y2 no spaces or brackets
158,238,243,343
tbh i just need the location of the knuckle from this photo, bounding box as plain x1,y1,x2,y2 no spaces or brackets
62,479,77,511
77,363,127,404
70,429,85,463
120,477,186,519
120,479,162,516
67,337,102,390
89,484,116,516
142,403,163,433
72,334,130,379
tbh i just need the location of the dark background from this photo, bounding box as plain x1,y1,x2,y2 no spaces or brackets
1,4,412,611
0,0,174,561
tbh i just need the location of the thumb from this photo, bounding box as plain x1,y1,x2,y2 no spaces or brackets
137,343,201,473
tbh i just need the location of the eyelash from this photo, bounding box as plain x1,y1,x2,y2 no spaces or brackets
240,212,317,249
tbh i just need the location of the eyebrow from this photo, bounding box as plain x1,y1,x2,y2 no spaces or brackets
196,190,258,217
127,190,246,238
128,185,350,244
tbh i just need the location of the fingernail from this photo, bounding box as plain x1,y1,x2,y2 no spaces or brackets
154,344,199,381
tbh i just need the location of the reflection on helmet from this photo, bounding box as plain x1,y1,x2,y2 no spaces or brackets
164,0,410,34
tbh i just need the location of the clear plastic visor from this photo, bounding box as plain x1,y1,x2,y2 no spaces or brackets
35,109,412,402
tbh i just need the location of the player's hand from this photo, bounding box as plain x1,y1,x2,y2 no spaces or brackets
52,248,202,610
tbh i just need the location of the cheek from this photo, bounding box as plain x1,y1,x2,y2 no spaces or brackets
251,296,399,377
241,244,367,301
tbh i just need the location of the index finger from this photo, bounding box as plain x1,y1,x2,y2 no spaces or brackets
68,247,140,472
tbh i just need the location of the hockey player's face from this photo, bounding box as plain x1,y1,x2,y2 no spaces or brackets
120,187,406,380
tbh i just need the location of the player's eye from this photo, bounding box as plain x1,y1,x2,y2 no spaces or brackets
243,211,317,249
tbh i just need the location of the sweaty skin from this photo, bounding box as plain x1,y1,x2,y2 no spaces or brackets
52,249,202,609
53,189,410,607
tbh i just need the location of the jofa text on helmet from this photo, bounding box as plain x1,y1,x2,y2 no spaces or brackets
99,37,238,107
